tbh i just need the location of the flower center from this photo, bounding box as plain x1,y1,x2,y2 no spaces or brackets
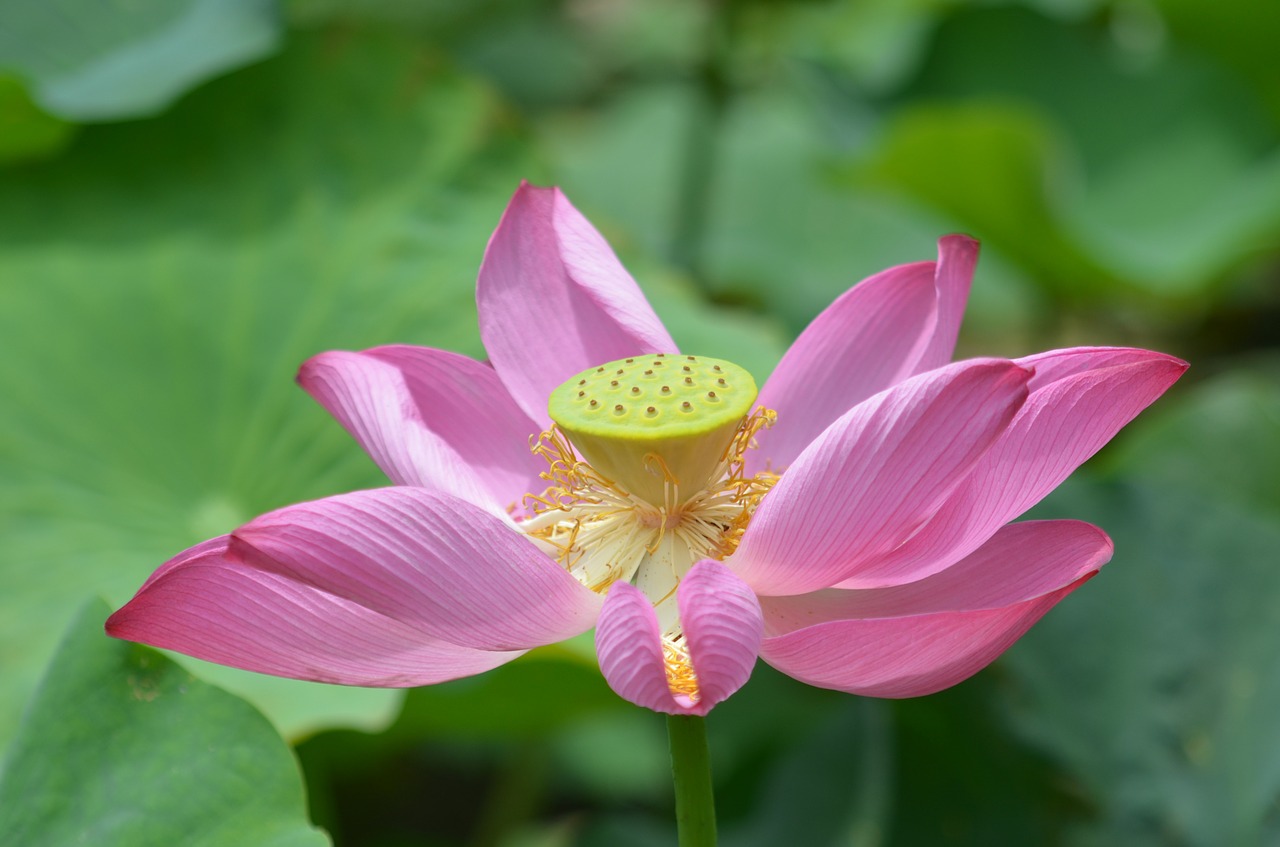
522,354,777,703
546,354,758,505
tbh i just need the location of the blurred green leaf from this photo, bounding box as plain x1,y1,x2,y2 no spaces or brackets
736,0,947,95
0,75,75,163
893,5,1280,295
0,599,328,847
723,698,892,847
286,0,475,25
1152,0,1280,124
289,0,705,106
902,6,1275,193
499,822,578,847
636,259,791,383
1007,366,1280,845
0,28,537,751
0,0,281,121
1062,125,1280,293
576,816,671,847
551,710,670,801
858,100,1112,300
1108,359,1280,518
543,81,998,335
395,653,628,741
705,90,967,334
886,681,1079,846
450,8,595,108
539,83,691,263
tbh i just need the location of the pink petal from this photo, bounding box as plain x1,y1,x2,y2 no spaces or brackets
298,346,545,517
477,183,678,425
594,582,673,712
750,260,938,473
230,487,603,650
834,348,1187,588
106,536,524,687
751,236,980,474
912,235,979,374
1018,346,1182,391
678,562,764,709
595,562,763,715
731,359,1031,596
109,487,603,683
761,520,1111,635
759,575,1093,698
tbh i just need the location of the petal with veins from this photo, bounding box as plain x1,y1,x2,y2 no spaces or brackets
477,182,677,425
732,359,1030,596
105,536,524,687
760,576,1092,698
228,487,604,651
834,348,1187,588
679,562,764,709
751,260,937,473
752,236,980,474
595,581,677,713
761,520,1111,636
299,345,545,518
911,234,979,374
109,487,604,685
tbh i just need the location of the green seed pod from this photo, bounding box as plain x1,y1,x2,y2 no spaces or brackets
548,354,757,506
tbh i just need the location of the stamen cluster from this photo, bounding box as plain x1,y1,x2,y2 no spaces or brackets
519,407,777,702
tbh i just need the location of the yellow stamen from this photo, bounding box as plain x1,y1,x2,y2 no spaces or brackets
664,637,700,702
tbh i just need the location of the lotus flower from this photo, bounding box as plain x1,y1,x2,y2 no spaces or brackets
107,183,1186,715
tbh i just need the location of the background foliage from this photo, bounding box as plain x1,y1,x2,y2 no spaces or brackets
1,1,1277,845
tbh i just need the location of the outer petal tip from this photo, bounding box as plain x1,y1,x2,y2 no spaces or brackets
295,349,328,384
477,183,676,424
938,232,980,253
103,606,131,640
752,256,942,471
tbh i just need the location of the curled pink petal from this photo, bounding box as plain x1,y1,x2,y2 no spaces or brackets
298,346,545,517
106,536,523,687
751,260,938,473
678,562,764,711
761,520,1111,635
595,581,676,713
912,235,979,374
477,183,677,424
595,563,763,716
231,487,603,651
751,236,981,474
1017,346,1178,391
731,359,1031,596
834,348,1187,588
759,575,1092,698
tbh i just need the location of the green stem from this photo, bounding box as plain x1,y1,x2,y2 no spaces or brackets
666,714,718,847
